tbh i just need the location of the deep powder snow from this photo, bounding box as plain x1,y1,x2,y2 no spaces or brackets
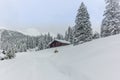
0,34,120,80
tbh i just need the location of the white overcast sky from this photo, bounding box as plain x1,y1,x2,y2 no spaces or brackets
0,0,105,36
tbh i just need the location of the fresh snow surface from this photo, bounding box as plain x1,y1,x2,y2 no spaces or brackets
1,34,120,80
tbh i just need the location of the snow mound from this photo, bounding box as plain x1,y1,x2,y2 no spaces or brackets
0,34,120,80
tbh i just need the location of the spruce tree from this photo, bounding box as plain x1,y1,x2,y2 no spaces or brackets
101,0,120,37
93,31,100,39
56,33,64,40
73,2,92,45
67,27,73,43
65,31,68,41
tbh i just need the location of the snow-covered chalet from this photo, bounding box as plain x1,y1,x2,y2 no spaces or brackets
48,39,70,48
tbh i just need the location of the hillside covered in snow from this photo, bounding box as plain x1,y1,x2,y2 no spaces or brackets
0,29,27,51
0,34,120,80
0,29,53,55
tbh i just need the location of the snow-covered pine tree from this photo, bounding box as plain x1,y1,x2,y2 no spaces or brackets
69,27,74,44
73,2,92,45
37,34,48,50
37,35,44,50
93,31,100,39
66,26,74,44
5,46,16,59
101,0,120,37
44,34,49,48
46,33,53,48
56,33,64,40
65,31,69,41
47,33,53,43
38,41,44,50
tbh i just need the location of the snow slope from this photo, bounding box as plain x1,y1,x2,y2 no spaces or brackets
0,34,120,80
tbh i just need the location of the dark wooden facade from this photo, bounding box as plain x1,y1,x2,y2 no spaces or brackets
49,40,70,48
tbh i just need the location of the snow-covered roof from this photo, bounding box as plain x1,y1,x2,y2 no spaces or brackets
48,39,70,45
55,39,71,44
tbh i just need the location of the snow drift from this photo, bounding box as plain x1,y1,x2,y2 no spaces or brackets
0,34,120,80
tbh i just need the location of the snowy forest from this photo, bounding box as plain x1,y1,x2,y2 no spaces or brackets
1,0,120,60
